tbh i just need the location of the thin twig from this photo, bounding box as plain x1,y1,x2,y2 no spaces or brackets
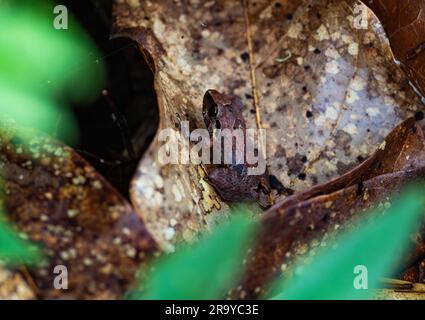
243,0,263,130
20,267,40,297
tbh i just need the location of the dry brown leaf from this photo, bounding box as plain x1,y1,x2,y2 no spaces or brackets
235,118,425,298
0,121,158,299
363,0,425,100
274,116,425,209
113,0,422,251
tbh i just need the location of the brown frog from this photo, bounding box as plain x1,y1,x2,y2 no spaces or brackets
201,89,272,208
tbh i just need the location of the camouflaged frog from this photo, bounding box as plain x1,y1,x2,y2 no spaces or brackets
201,89,272,208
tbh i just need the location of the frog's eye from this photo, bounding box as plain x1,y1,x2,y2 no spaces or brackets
204,94,218,118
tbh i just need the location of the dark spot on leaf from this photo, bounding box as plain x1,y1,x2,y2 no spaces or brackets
263,64,283,78
275,145,286,157
277,104,287,112
269,174,284,191
415,111,424,121
335,130,352,155
356,181,364,197
306,110,313,118
240,52,249,62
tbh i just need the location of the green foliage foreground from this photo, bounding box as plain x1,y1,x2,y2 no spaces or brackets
0,1,105,142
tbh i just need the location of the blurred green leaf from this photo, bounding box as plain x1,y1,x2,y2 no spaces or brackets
0,1,105,141
129,213,257,300
0,2,104,100
0,80,78,141
0,215,42,266
272,186,425,300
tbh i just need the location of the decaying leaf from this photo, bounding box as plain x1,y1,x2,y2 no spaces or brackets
113,0,423,251
273,116,425,209
363,0,425,101
234,117,425,299
0,120,158,299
